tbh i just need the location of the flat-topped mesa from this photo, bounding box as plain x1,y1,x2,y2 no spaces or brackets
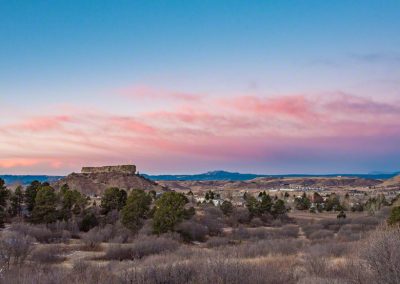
81,165,136,175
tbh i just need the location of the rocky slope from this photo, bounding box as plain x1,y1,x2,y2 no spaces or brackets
53,172,165,195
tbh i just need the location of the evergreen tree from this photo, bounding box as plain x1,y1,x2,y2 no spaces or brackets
25,180,41,212
60,187,87,219
121,189,152,232
295,194,311,210
10,185,24,217
220,200,234,215
259,194,273,213
152,192,189,234
325,193,341,211
100,187,127,214
245,195,261,217
0,178,10,228
388,206,400,226
272,199,286,216
31,186,58,223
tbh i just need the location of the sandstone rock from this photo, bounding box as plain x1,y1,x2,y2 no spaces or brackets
53,165,165,195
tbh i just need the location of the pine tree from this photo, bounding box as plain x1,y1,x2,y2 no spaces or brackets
0,178,10,227
10,185,24,217
121,189,152,232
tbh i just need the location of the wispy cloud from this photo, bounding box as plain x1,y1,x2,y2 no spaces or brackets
1,91,399,174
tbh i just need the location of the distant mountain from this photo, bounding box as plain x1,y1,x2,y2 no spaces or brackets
145,170,400,181
0,175,64,186
144,170,267,181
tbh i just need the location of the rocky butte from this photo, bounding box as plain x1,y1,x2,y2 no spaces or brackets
81,165,137,175
53,164,165,195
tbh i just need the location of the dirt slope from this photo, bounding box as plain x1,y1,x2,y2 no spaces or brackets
53,172,165,195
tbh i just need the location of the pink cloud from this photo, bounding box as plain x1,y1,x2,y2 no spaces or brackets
11,115,72,132
117,85,203,102
1,91,399,174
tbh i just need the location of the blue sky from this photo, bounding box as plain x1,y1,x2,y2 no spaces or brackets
1,1,399,174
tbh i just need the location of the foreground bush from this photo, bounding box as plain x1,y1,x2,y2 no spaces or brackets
360,226,400,284
0,231,34,269
10,223,68,243
104,236,180,260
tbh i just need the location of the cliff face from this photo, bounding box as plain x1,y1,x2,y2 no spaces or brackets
81,165,136,174
53,165,165,195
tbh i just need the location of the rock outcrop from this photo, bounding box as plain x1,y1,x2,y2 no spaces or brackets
81,165,136,174
53,165,165,195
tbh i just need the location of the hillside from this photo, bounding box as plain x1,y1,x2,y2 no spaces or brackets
146,170,399,181
0,175,63,186
380,174,400,188
159,176,382,191
52,165,165,195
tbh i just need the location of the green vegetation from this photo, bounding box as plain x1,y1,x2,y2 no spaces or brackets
31,186,58,224
295,193,311,210
10,185,24,217
152,192,189,234
388,206,400,226
100,187,127,214
220,200,233,215
0,178,9,228
121,189,152,232
24,180,41,212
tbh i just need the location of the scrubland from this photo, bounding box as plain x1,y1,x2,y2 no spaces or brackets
1,179,400,284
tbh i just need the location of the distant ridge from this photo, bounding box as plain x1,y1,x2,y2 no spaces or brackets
144,170,400,181
0,175,64,186
2,170,399,185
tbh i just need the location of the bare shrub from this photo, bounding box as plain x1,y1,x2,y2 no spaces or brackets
303,254,329,276
122,254,298,284
31,245,66,263
104,236,180,260
227,207,250,226
307,241,351,258
47,220,80,238
81,223,131,249
81,228,103,249
359,226,400,284
231,226,275,240
0,231,34,269
302,223,324,238
176,220,208,242
336,224,365,241
279,224,299,238
206,237,232,248
308,229,334,240
220,239,304,258
318,218,349,232
1,263,119,284
203,205,224,218
10,223,61,243
198,256,298,284
198,215,223,236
